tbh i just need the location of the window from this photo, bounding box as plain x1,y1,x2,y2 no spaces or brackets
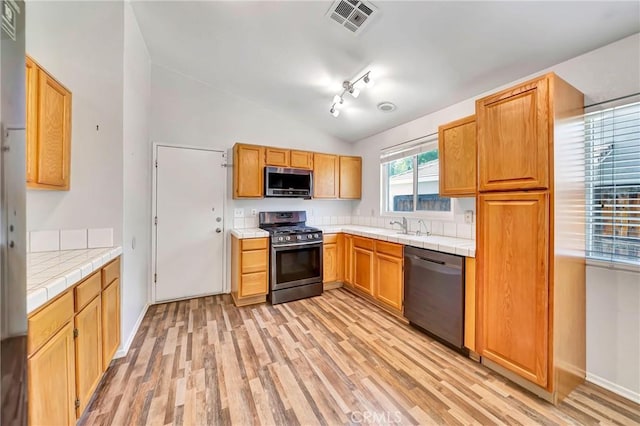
585,99,640,265
380,136,451,215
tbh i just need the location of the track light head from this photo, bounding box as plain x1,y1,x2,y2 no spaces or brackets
330,107,340,118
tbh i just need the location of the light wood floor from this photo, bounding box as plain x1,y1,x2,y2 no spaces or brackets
80,289,640,425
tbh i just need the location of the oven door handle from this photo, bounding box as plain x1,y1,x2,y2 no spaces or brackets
273,241,323,249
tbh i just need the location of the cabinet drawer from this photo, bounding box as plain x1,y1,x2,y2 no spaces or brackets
242,238,268,251
323,234,338,244
241,250,268,274
28,291,74,356
75,272,101,312
375,241,403,258
240,272,268,297
353,236,374,251
102,257,120,288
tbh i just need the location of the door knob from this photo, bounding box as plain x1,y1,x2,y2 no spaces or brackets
215,228,222,233
216,217,222,223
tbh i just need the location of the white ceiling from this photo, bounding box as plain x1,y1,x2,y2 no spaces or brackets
131,1,640,142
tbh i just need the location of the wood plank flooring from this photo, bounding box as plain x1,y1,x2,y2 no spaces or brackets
80,289,640,425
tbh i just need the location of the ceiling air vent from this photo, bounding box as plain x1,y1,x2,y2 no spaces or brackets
326,0,378,35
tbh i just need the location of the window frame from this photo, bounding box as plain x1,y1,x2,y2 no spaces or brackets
584,98,640,267
380,140,454,219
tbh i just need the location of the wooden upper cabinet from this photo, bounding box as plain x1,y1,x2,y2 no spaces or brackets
476,76,549,192
26,56,72,190
28,322,76,426
290,150,313,169
265,148,290,167
233,143,264,198
26,56,39,184
339,156,362,199
477,191,549,387
313,153,339,198
439,115,477,196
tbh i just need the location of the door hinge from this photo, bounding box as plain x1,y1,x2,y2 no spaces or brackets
154,273,157,283
75,398,80,409
73,328,79,338
155,160,158,168
154,216,158,226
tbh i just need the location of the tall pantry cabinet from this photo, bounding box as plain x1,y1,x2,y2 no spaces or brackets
476,73,586,403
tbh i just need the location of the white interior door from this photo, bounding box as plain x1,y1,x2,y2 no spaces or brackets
154,146,225,302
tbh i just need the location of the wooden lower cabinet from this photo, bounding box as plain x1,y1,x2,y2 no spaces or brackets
101,278,120,371
28,322,76,426
344,235,353,286
374,252,403,311
231,236,269,305
323,238,338,284
477,191,549,387
75,295,103,416
353,247,375,295
28,256,121,421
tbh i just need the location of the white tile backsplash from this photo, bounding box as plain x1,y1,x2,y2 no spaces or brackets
456,224,473,239
443,222,457,237
88,228,113,248
30,230,60,253
60,229,88,250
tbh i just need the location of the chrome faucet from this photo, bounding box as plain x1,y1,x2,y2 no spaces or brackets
390,217,408,234
416,219,431,236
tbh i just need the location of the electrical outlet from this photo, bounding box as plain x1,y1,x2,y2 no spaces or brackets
251,209,257,217
464,210,474,224
234,208,244,218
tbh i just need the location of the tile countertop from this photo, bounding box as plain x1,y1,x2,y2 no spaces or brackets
230,225,475,258
27,246,122,314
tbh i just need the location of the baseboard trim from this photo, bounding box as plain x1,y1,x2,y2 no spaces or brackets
114,303,149,359
586,373,640,404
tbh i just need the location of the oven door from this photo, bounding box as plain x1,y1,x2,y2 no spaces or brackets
271,241,322,291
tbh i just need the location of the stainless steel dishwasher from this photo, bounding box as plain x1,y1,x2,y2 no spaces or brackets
404,246,466,352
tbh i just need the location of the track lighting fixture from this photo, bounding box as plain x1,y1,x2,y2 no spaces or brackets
329,71,374,118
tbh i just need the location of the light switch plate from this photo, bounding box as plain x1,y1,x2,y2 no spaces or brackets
234,208,244,218
464,210,474,224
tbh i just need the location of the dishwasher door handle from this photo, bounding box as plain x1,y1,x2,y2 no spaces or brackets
411,255,445,265
407,254,461,271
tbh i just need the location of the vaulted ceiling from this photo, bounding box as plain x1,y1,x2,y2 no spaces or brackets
131,1,640,142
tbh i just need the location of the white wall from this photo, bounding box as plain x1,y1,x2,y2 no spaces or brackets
352,33,640,401
26,1,124,244
586,265,640,403
149,65,356,225
120,2,151,355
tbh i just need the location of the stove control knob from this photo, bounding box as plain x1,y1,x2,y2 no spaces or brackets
307,234,312,239
277,237,284,242
297,235,303,240
285,236,291,241
313,234,319,239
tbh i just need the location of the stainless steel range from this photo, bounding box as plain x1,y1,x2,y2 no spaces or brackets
259,211,323,304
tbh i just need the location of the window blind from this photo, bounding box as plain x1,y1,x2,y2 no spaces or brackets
380,133,438,163
585,95,640,265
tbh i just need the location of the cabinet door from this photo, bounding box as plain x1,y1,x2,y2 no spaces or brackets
265,148,290,167
477,191,549,387
339,156,362,199
26,56,39,184
323,243,338,283
36,69,72,189
290,150,313,169
28,322,76,426
234,144,264,198
101,279,120,371
375,253,403,311
344,235,353,286
75,295,102,417
353,247,374,295
476,77,549,192
439,115,476,196
313,153,339,198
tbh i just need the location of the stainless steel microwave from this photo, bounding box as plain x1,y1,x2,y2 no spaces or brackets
264,167,313,199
